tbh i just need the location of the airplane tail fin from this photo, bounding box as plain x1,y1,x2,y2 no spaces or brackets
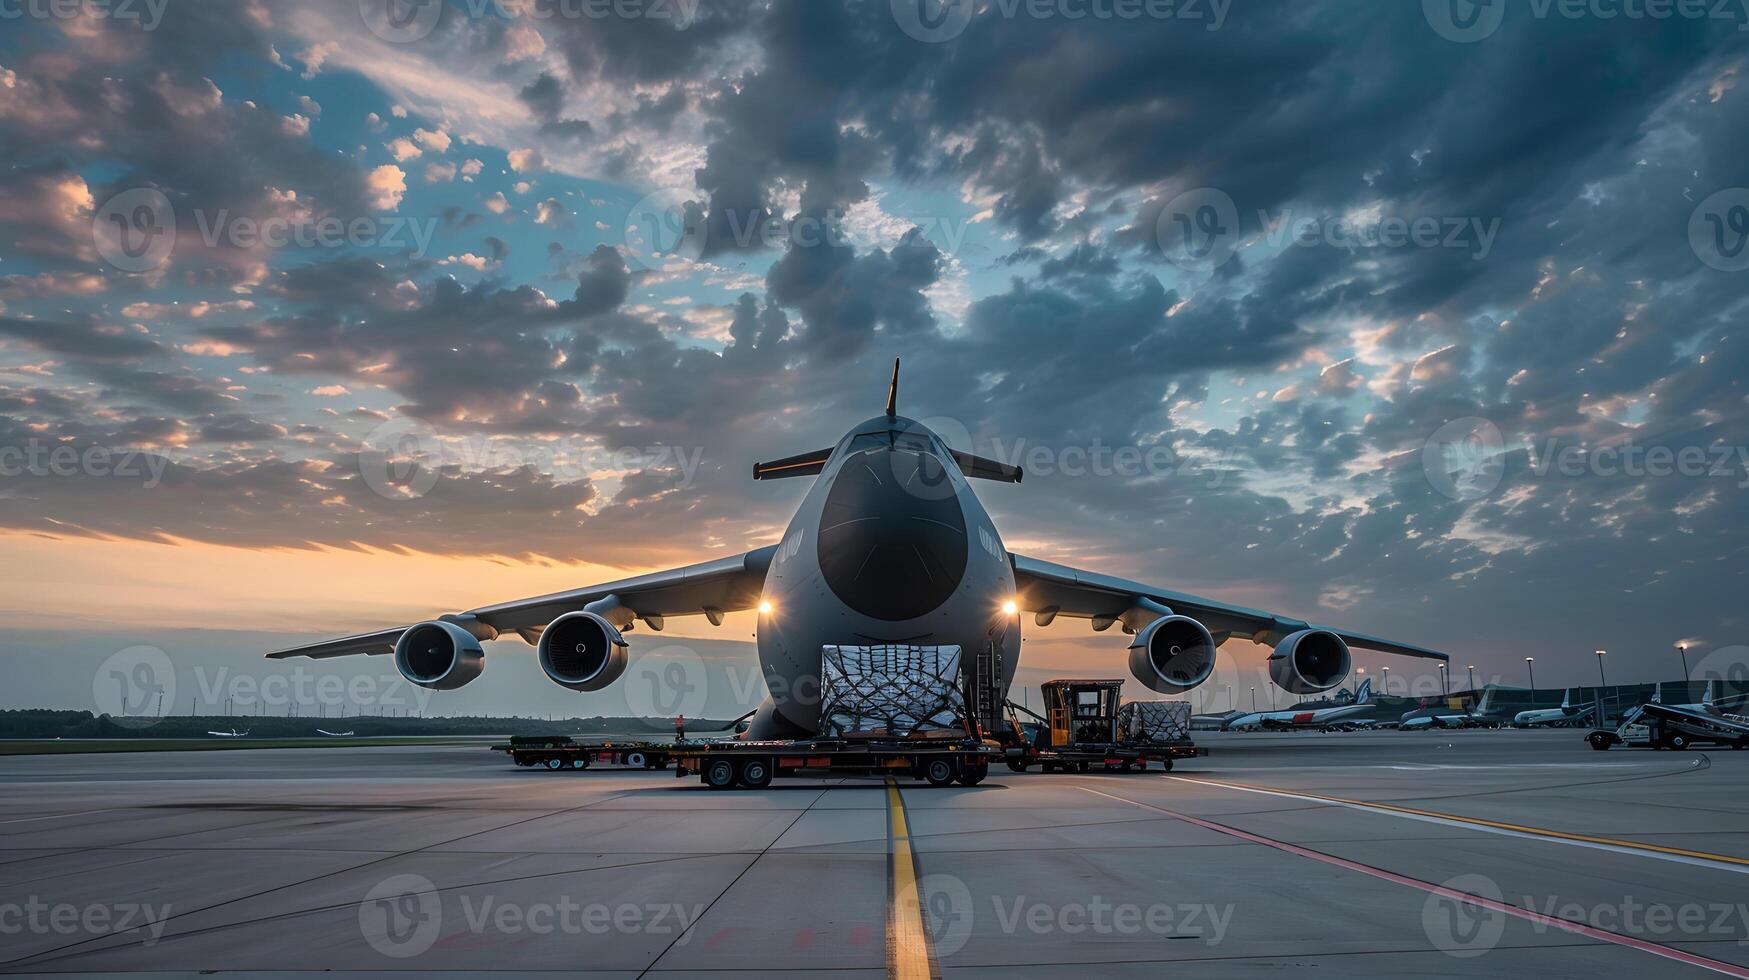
885,357,900,418
1561,687,1571,709
1355,677,1373,704
1652,682,1662,705
1704,680,1715,709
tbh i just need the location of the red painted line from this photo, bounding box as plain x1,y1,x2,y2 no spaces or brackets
1079,786,1749,978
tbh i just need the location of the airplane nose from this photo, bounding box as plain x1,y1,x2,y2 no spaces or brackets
817,446,967,621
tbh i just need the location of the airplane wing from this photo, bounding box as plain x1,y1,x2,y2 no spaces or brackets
1010,553,1447,661
265,546,777,660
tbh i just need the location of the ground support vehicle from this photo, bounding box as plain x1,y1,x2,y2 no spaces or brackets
1002,679,1206,773
1586,702,1749,751
668,736,997,788
493,735,675,770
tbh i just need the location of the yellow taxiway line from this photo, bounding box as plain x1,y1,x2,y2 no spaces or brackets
885,778,936,980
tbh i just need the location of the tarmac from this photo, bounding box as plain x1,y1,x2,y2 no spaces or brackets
2,729,1747,977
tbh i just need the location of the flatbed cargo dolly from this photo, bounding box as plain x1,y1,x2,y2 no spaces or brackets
492,735,674,771
667,736,997,788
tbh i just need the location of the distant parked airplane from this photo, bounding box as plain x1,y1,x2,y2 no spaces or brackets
206,728,249,737
1514,689,1595,727
1225,679,1374,731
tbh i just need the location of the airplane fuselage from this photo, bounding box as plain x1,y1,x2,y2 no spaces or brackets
752,415,1019,736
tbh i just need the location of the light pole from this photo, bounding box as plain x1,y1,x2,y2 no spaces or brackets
1439,663,1449,699
1381,666,1390,697
1677,643,1690,683
1595,649,1608,689
1524,657,1536,697
1250,687,1257,711
1466,664,1477,692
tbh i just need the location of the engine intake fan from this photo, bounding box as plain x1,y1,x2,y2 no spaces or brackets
1128,615,1218,693
1268,629,1351,694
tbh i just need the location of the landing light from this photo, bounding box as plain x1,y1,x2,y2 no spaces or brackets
757,600,773,616
1001,599,1019,616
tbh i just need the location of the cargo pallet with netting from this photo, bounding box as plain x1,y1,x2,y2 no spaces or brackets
1002,679,1208,773
669,643,997,789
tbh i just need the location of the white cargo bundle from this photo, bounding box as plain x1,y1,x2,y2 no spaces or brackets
1117,700,1193,743
818,644,967,738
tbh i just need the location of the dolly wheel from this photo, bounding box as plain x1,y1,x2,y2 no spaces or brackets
704,759,738,789
923,758,957,787
957,760,988,786
624,752,647,769
1670,734,1691,751
571,758,588,770
1159,758,1175,772
544,757,564,770
1587,732,1612,751
738,757,773,789
1006,759,1028,773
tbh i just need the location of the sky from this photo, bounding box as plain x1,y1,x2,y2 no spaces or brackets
1,0,1748,721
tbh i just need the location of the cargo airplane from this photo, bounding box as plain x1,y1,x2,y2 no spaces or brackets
268,362,1447,739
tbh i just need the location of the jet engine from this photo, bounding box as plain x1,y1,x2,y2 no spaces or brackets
1128,615,1218,693
538,611,629,691
1268,629,1351,694
393,620,485,691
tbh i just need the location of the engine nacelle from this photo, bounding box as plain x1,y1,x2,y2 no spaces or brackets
538,611,629,691
1128,615,1218,693
1268,629,1351,694
393,620,486,691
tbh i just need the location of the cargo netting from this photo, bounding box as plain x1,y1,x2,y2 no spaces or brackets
819,644,967,738
1117,700,1193,743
